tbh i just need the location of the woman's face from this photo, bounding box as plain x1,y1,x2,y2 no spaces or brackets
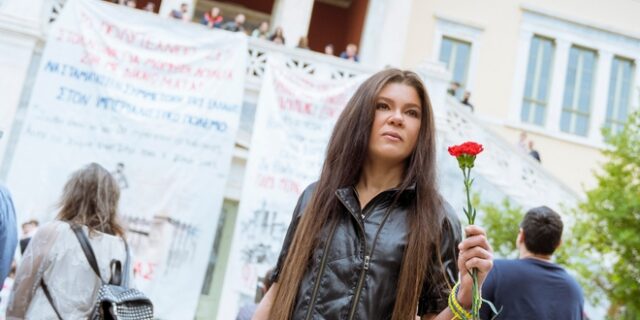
367,82,422,165
260,22,269,32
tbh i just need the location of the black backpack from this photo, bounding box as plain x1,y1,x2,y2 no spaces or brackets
40,224,153,319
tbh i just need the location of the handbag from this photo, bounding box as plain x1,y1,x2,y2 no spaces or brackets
40,224,153,320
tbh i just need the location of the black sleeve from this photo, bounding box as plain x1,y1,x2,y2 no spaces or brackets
269,183,316,283
417,200,462,316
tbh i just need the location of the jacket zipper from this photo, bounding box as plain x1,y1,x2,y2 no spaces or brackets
304,220,339,320
346,192,395,320
346,254,370,320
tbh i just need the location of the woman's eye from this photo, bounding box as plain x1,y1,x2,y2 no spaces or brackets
406,110,419,118
375,103,390,110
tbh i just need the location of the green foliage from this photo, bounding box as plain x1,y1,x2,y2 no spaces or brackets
474,194,522,259
574,111,640,318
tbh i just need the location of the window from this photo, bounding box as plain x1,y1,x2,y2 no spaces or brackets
439,36,471,98
560,46,597,136
521,36,554,126
605,57,634,135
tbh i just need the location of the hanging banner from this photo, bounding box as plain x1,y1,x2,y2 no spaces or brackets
5,0,246,318
217,57,367,319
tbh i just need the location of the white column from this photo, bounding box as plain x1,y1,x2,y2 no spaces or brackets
359,0,413,68
270,0,314,49
159,0,196,21
414,60,450,117
588,51,613,141
0,0,41,179
0,37,38,180
508,30,534,123
359,0,386,66
546,39,571,133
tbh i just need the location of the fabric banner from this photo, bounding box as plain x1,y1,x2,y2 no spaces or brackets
5,0,246,318
217,57,367,319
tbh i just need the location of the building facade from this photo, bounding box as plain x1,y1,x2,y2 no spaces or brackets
1,0,636,318
398,0,640,193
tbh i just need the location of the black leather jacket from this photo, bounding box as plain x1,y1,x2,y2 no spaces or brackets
272,183,462,320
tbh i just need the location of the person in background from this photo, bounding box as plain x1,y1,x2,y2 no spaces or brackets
202,7,223,29
517,131,528,154
222,14,247,33
19,220,39,255
296,36,309,49
143,2,155,12
169,3,189,22
447,81,460,97
124,0,136,8
480,206,584,319
7,163,132,319
269,27,285,45
235,269,274,320
111,162,129,190
0,184,17,287
339,43,359,62
528,141,541,163
251,21,270,39
324,44,335,56
460,91,474,112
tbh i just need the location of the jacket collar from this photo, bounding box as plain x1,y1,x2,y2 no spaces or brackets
334,183,416,215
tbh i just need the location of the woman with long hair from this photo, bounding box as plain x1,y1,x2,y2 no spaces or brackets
269,26,286,45
7,163,130,319
253,69,493,320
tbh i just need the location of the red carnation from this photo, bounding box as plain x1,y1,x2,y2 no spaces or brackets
448,141,484,157
447,140,487,319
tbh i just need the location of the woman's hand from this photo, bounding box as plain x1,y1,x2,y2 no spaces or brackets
456,225,493,308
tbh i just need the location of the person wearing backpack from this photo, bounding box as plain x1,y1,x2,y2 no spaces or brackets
6,163,152,319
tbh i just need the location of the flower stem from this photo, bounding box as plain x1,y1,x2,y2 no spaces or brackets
463,166,480,319
464,167,474,224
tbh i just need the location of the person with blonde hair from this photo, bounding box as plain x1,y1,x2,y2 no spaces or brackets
7,163,131,319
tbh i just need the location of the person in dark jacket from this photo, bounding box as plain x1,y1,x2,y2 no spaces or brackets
461,91,474,112
253,69,494,319
528,141,541,163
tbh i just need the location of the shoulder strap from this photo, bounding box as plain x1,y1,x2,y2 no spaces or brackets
108,238,130,286
70,224,102,281
40,278,63,320
122,239,131,287
109,259,122,285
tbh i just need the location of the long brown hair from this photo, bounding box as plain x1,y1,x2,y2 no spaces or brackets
57,163,125,237
270,69,445,319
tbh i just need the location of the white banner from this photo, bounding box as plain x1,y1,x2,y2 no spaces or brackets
217,58,367,319
5,0,246,318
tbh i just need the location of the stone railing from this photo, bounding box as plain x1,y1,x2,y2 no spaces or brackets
42,0,66,26
41,0,370,83
245,37,371,86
